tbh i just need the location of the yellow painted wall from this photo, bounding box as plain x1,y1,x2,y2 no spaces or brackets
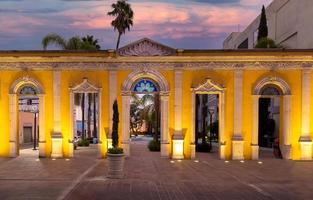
0,68,308,160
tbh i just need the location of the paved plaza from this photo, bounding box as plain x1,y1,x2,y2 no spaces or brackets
0,143,313,200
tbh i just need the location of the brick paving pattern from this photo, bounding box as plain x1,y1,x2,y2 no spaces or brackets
1,143,313,199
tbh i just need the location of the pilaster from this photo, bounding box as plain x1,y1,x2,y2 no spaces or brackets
160,93,170,158
121,92,131,156
173,70,184,159
52,71,63,158
299,69,312,160
232,70,244,160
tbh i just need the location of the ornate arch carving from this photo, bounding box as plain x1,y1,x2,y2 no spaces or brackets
9,75,44,94
122,69,169,93
70,78,101,93
191,78,225,93
253,76,291,95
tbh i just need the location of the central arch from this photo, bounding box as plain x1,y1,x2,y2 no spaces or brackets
121,69,170,157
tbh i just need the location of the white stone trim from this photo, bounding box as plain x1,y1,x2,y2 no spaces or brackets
300,70,312,160
122,69,169,93
191,78,226,159
232,70,244,160
53,71,61,133
253,76,291,95
121,94,131,156
121,68,170,158
69,78,102,157
8,76,45,157
109,71,117,139
160,93,170,157
251,76,292,160
174,70,182,132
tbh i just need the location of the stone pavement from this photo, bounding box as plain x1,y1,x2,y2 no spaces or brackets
1,144,313,200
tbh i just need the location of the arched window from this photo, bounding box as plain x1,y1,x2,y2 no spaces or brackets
260,85,282,96
19,85,37,96
133,79,159,93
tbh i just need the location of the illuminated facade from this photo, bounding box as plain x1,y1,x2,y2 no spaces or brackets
0,38,313,160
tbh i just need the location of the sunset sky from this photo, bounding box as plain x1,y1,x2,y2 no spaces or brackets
0,0,271,50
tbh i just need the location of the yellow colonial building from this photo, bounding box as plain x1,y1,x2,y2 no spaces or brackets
0,38,313,160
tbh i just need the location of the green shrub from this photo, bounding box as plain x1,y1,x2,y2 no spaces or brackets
77,139,90,147
255,37,278,48
148,140,160,151
108,147,124,154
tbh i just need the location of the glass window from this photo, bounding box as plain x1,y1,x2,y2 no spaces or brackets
133,79,158,93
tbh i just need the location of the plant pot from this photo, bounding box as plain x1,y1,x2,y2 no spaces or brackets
107,153,125,179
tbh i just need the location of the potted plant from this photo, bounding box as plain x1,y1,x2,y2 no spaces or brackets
107,100,124,179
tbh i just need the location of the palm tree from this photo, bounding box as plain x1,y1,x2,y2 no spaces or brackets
82,35,101,50
107,0,134,50
42,33,101,50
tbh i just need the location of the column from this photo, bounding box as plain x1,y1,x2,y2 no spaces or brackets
173,70,184,159
51,71,63,158
160,93,170,158
299,69,312,160
121,92,131,156
282,95,291,159
68,92,74,157
190,91,196,159
9,94,17,157
98,90,103,158
38,94,46,158
107,71,117,149
251,95,259,160
232,70,244,160
219,92,226,160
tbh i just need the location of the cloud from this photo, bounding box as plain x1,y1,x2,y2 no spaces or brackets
0,0,268,49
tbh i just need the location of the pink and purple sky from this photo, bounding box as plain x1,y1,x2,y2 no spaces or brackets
0,0,271,50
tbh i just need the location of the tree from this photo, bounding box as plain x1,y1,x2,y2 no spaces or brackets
108,0,134,50
42,33,101,50
82,35,101,50
255,37,278,48
112,100,119,148
257,5,268,41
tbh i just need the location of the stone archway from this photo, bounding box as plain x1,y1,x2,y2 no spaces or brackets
190,78,226,159
251,76,291,160
121,69,170,157
9,76,46,157
69,78,102,158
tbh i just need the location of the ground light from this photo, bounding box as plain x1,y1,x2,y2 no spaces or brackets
177,159,182,162
258,161,263,164
35,158,40,162
170,160,175,163
52,158,56,161
65,159,70,161
224,160,229,163
240,160,245,163
194,160,199,163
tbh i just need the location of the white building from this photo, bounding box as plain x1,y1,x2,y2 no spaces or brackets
223,0,313,49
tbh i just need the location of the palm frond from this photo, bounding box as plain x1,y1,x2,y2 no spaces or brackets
42,33,67,50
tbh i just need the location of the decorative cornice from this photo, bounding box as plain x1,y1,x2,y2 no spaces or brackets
0,61,313,70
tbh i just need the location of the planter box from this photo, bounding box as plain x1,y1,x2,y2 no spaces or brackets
107,153,125,179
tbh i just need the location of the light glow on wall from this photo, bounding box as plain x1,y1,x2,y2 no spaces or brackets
172,139,184,159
